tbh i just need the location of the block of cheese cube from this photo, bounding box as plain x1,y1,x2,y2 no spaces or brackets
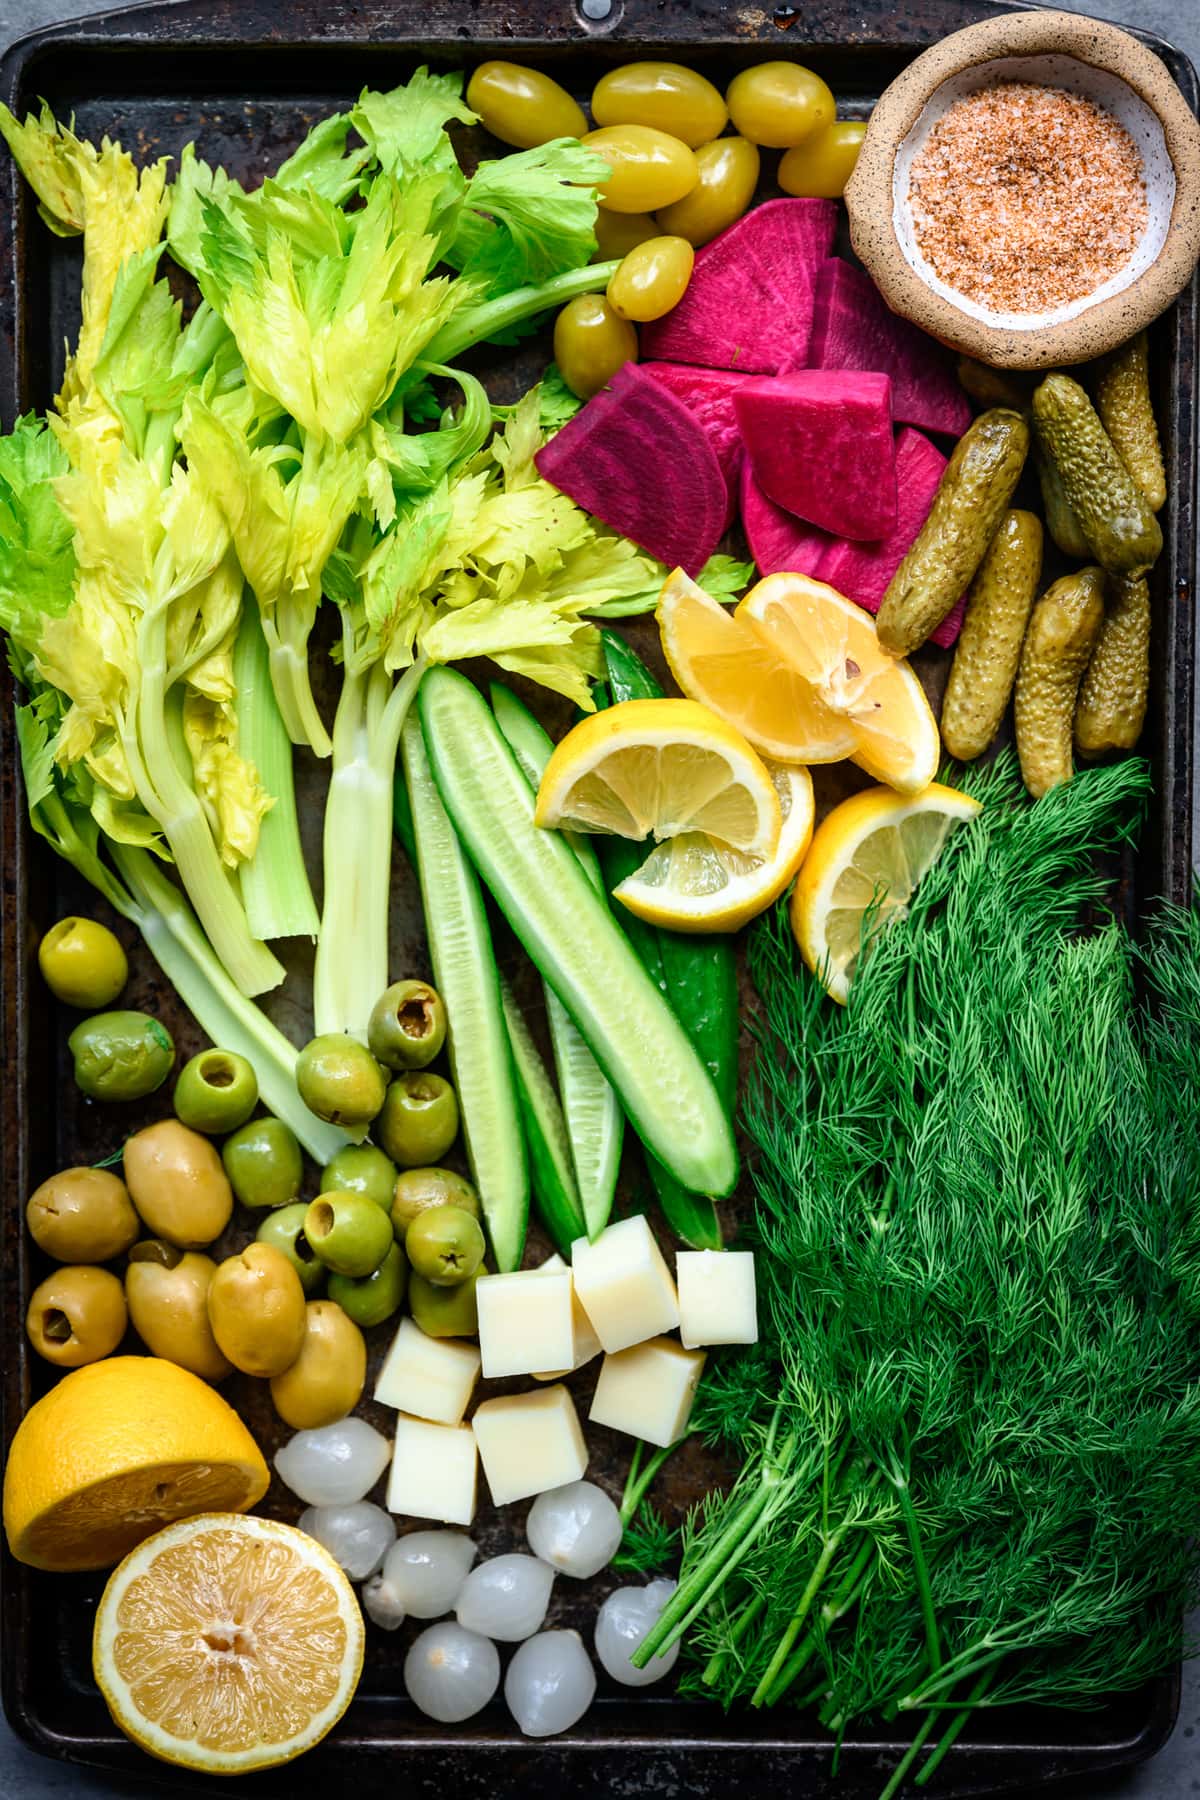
677,1250,758,1349
374,1316,481,1425
570,1214,680,1353
476,1266,576,1379
534,1253,603,1381
387,1414,478,1525
472,1384,588,1505
589,1337,706,1448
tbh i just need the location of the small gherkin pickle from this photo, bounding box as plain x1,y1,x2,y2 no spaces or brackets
1014,567,1106,799
1031,374,1162,575
877,408,1029,657
1075,573,1151,757
941,510,1044,763
1035,444,1091,560
1093,332,1166,513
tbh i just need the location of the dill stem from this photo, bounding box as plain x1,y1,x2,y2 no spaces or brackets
902,1644,1007,1710
620,1435,689,1527
701,1591,767,1687
913,1668,994,1788
751,1529,844,1707
761,1535,877,1707
876,1709,940,1800
891,1464,941,1677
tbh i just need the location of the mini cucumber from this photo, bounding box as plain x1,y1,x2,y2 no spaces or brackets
419,667,738,1199
401,710,529,1271
499,978,587,1258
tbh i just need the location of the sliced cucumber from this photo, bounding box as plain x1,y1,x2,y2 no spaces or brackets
419,669,738,1199
491,683,624,1239
500,978,587,1259
402,711,529,1271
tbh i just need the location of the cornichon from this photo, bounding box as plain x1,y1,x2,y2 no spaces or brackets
956,358,1033,412
1031,374,1162,575
1035,444,1090,560
1014,567,1106,799
418,667,738,1200
941,509,1044,763
1093,331,1166,513
1075,573,1151,757
877,408,1030,656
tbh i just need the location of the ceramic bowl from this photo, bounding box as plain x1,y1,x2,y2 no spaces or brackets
844,10,1200,368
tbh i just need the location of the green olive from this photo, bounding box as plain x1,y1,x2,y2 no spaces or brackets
726,61,835,149
553,295,638,401
26,1167,139,1264
304,1191,394,1278
377,1073,459,1168
607,235,695,323
296,1034,387,1129
591,62,727,149
466,60,587,150
269,1300,366,1430
592,208,659,263
26,1266,127,1367
124,1243,232,1381
222,1117,303,1211
657,135,761,247
37,916,127,1010
327,1242,408,1329
367,979,448,1071
173,1049,259,1136
581,125,698,214
404,1205,485,1288
320,1144,398,1212
255,1203,326,1296
207,1243,307,1377
124,1120,234,1249
778,121,866,199
408,1269,480,1338
390,1167,482,1235
68,1010,174,1103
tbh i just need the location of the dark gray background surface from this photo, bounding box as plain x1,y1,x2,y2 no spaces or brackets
0,0,1197,1794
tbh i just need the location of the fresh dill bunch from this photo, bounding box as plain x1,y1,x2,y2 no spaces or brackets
612,1504,681,1576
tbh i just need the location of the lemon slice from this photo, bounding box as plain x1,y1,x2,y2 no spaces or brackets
792,782,981,1002
657,568,857,764
536,697,781,860
616,761,815,931
93,1512,364,1775
738,572,941,795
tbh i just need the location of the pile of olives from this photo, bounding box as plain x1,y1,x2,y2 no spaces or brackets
465,58,867,400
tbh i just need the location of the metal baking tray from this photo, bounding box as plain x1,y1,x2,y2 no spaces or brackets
0,0,1194,1793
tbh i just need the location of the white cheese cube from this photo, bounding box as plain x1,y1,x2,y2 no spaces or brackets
472,1384,588,1506
386,1415,478,1525
374,1316,481,1425
476,1267,576,1379
676,1250,758,1349
590,1337,706,1448
570,1214,680,1353
533,1253,604,1381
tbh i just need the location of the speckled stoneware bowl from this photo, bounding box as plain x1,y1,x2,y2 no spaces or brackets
844,9,1200,369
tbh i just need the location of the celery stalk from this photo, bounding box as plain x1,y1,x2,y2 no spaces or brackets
423,262,619,366
233,605,320,941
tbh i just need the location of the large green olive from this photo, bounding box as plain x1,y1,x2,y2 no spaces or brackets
321,1144,398,1212
255,1203,326,1296
367,980,448,1072
377,1073,459,1168
26,1266,127,1367
207,1243,307,1377
304,1192,394,1278
68,1011,174,1103
405,1205,485,1288
222,1117,302,1211
38,916,128,1010
408,1270,480,1338
327,1243,408,1330
26,1167,139,1264
173,1049,259,1136
125,1242,232,1381
124,1120,234,1249
296,1035,387,1129
269,1300,366,1429
390,1167,482,1236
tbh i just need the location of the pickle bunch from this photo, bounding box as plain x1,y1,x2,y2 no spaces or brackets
876,333,1164,799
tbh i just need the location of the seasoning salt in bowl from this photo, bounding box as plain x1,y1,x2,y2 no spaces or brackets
844,9,1200,368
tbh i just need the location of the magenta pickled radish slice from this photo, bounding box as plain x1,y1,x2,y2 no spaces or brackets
735,369,898,541
640,362,755,526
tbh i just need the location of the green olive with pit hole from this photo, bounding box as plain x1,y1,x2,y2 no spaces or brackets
124,1242,232,1381
377,1073,459,1168
206,1242,307,1378
304,1191,394,1278
26,1166,139,1264
390,1167,482,1236
296,1034,387,1129
37,916,127,1010
221,1116,303,1211
368,979,448,1072
321,1143,399,1213
123,1119,234,1250
327,1242,408,1330
173,1048,259,1136
553,295,638,401
269,1300,366,1430
68,1010,174,1103
26,1265,127,1367
255,1203,327,1296
408,1269,481,1338
404,1205,486,1288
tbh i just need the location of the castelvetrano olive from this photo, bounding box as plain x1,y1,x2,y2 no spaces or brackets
327,1243,409,1330
222,1117,303,1211
256,1203,327,1297
26,1167,139,1264
377,1073,459,1168
269,1301,367,1430
304,1192,394,1279
368,980,448,1072
296,1035,387,1130
123,1120,234,1249
408,1270,480,1338
173,1048,259,1136
26,1266,127,1368
390,1168,482,1236
321,1144,399,1212
405,1206,486,1288
68,1011,174,1103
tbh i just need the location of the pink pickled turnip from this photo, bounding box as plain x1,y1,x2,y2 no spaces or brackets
640,362,754,524
807,258,971,438
734,370,897,540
